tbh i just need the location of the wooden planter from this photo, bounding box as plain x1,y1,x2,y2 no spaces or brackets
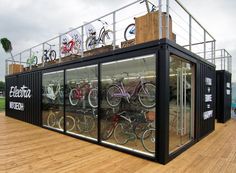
9,64,24,74
135,12,176,44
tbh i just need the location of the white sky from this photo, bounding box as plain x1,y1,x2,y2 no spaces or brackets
0,0,235,81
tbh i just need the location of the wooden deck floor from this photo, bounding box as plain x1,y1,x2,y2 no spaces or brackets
1,112,236,173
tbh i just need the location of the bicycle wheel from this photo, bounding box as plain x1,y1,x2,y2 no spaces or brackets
114,121,131,145
106,85,122,107
59,116,75,131
124,23,135,41
47,112,57,127
42,54,47,63
134,122,149,139
101,122,114,140
34,56,38,66
86,36,96,50
88,88,98,108
49,50,57,61
138,82,156,108
69,89,79,106
77,115,95,133
102,30,113,46
141,128,156,153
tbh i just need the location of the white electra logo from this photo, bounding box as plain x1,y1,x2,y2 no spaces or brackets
9,85,32,98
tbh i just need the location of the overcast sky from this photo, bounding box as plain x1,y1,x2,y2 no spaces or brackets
0,0,235,82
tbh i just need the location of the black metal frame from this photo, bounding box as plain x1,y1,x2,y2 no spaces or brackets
5,39,216,164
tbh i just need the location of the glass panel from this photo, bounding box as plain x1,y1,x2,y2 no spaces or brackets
169,55,194,153
65,65,98,140
42,71,64,131
100,54,156,157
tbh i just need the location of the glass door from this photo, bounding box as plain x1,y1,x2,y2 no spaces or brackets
169,55,194,153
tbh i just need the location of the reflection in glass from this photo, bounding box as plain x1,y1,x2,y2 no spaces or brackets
169,55,194,153
65,65,98,140
42,71,64,131
100,54,156,156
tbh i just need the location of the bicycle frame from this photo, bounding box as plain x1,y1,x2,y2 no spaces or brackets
113,77,145,103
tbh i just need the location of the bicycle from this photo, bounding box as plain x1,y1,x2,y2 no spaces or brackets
47,110,75,131
141,111,156,153
26,51,38,67
61,38,81,56
42,43,57,63
69,80,98,108
113,111,149,145
73,109,97,133
106,72,156,109
43,80,64,104
85,19,113,50
124,0,157,41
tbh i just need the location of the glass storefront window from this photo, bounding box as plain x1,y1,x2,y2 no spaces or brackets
65,65,98,140
169,55,195,153
100,54,156,156
42,71,64,131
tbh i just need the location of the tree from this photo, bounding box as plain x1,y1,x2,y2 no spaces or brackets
0,38,15,62
0,81,5,92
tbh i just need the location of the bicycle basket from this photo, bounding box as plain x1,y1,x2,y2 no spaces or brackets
146,111,155,121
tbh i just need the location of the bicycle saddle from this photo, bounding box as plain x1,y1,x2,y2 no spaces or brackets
90,32,96,35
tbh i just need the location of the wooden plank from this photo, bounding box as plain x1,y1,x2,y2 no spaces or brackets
1,112,236,172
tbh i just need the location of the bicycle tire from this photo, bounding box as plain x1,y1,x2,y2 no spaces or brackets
34,56,38,66
49,50,56,61
141,128,156,153
47,112,57,127
58,116,76,131
101,122,114,140
102,30,113,46
114,121,130,145
69,89,79,106
124,23,135,41
86,36,96,50
42,54,47,63
88,88,98,108
106,85,122,107
138,82,156,108
77,115,95,133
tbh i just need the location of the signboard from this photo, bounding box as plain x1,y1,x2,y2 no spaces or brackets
8,85,32,111
203,77,213,120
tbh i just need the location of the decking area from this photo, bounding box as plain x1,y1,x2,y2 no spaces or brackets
1,112,236,173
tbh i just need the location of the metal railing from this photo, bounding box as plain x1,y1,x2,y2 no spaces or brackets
5,0,231,75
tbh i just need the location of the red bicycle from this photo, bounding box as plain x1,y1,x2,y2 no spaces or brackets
68,81,97,108
61,38,80,56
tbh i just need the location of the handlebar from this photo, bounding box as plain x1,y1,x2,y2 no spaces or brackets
98,19,108,25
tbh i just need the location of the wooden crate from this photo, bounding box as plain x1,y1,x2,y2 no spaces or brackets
135,12,175,44
9,64,23,74
84,45,115,57
121,39,135,48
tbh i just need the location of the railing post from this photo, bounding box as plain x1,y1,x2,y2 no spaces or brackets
203,30,206,59
42,43,45,67
81,26,84,57
29,49,32,70
20,53,22,72
221,49,223,70
166,0,169,39
158,0,162,39
211,41,213,63
189,15,192,51
213,40,216,64
5,59,8,75
113,11,116,50
223,50,226,70
59,35,62,63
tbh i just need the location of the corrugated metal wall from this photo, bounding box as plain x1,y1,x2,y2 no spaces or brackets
216,70,232,123
5,71,42,126
196,62,216,139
